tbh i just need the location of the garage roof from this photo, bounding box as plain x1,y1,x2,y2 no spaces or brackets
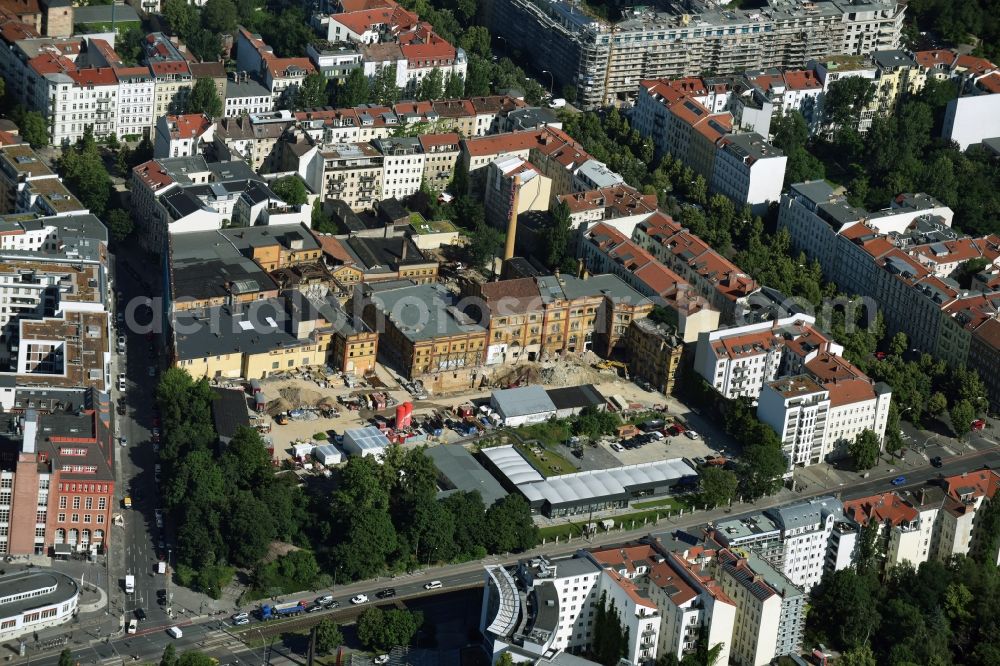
491,385,556,419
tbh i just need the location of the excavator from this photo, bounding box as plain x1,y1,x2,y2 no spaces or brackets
594,360,630,379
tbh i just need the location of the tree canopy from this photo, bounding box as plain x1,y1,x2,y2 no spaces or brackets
58,128,112,217
186,78,223,119
270,175,308,205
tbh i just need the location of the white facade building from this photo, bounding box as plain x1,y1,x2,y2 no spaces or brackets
373,136,425,201
114,67,155,139
710,133,787,214
942,93,1000,151
0,571,80,641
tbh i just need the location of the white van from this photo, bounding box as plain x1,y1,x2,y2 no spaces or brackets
167,626,182,639
423,580,443,590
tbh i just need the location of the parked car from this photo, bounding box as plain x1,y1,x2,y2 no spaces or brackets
232,612,249,621
350,594,369,604
684,430,700,440
118,374,127,392
972,419,987,432
234,617,250,625
148,366,157,377
610,443,624,452
134,608,146,621
154,508,164,527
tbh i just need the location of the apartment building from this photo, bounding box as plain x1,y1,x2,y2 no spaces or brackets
843,492,932,570
622,317,685,395
482,156,552,234
372,137,425,201
306,41,362,85
634,212,758,323
212,114,291,172
934,469,1000,562
360,281,487,392
154,114,214,160
114,66,154,139
558,184,658,243
579,223,719,343
235,27,316,106
144,33,193,120
0,144,60,214
713,548,805,666
317,142,384,211
316,234,437,287
416,133,459,192
131,156,308,254
0,392,115,557
224,72,273,118
486,0,903,109
632,80,786,211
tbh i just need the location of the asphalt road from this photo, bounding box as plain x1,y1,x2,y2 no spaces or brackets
114,251,172,629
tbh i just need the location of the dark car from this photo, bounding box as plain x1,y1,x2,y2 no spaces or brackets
930,456,943,468
375,588,396,599
134,608,146,621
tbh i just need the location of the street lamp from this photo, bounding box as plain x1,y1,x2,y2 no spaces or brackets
541,70,555,96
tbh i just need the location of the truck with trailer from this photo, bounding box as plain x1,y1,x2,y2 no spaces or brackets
260,600,309,619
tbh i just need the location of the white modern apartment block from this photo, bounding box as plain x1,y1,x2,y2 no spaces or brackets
843,492,931,569
693,315,840,401
373,136,425,201
942,93,1000,151
710,133,787,214
758,376,832,470
590,543,734,666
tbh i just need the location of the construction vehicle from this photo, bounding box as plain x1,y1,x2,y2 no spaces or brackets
260,600,309,619
595,360,630,379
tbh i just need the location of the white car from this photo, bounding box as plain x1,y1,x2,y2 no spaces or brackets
610,443,624,452
117,335,127,352
424,580,442,590
127,619,138,634
231,612,249,621
374,656,390,665
684,430,700,440
118,374,127,392
154,509,164,528
350,594,369,605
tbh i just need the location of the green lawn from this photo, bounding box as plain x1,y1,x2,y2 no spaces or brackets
516,420,572,447
631,496,690,511
516,442,577,477
538,505,682,541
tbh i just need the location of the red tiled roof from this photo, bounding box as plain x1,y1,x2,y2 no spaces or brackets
0,130,21,146
942,469,1000,503
0,18,37,43
782,69,822,91
417,132,460,150
913,49,957,70
316,235,356,266
165,113,212,140
603,568,657,609
132,160,174,191
331,5,419,35
266,57,315,78
843,492,918,527
955,54,997,77
150,60,191,76
338,0,396,11
67,67,118,87
978,73,1000,94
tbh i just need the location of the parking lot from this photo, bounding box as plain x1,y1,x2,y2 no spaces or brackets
602,432,719,466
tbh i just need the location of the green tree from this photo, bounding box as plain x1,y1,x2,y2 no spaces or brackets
738,435,786,499
484,494,538,553
466,221,504,272
160,646,177,666
699,467,738,508
295,73,329,110
59,129,112,217
464,56,492,97
839,645,878,666
186,78,223,118
314,619,344,653
201,0,238,33
226,491,274,566
270,175,308,205
687,174,707,205
970,496,1000,565
58,649,74,666
371,64,399,105
808,569,879,650
889,331,909,356
592,591,628,665
19,110,49,148
824,77,875,131
336,67,370,107
950,399,976,439
106,208,134,242
572,407,620,440
444,71,465,98
543,201,572,269
849,429,881,471
356,608,423,651
177,653,217,666
928,391,948,416
441,490,487,557
417,68,444,101
457,25,491,58
163,0,199,39
495,654,515,666
258,8,315,58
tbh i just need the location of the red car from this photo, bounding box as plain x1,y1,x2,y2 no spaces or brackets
972,419,986,432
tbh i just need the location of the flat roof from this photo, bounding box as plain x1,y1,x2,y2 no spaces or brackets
491,386,556,419
546,384,605,411
0,570,78,618
426,444,508,506
366,282,485,342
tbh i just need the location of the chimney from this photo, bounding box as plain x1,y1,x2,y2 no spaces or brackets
400,239,408,261
504,175,521,260
577,257,585,278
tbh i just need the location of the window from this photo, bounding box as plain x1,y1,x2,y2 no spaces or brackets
71,514,78,523
58,513,65,522
72,497,80,510
85,498,93,510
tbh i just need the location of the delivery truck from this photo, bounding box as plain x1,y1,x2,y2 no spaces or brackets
124,574,135,594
